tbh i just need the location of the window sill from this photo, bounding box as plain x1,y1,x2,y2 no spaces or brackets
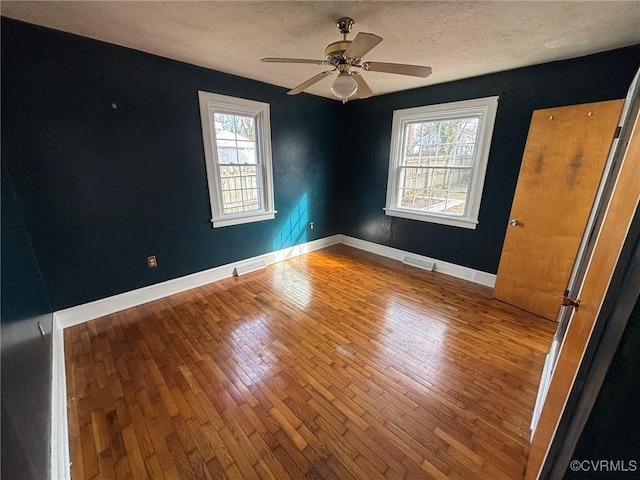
384,207,478,230
212,210,276,228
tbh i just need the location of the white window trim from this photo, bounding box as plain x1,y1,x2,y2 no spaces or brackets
384,96,499,229
198,91,276,228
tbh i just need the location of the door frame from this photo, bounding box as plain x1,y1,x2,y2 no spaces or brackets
533,68,640,478
545,211,640,478
561,67,640,324
531,68,640,434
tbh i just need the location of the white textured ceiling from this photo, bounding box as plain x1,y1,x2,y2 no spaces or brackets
2,1,640,100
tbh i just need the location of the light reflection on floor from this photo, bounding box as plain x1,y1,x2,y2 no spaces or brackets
383,297,447,389
272,262,312,309
229,317,273,386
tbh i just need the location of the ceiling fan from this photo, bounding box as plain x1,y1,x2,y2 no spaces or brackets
261,17,432,103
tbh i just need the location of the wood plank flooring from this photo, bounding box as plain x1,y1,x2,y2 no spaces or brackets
65,245,556,479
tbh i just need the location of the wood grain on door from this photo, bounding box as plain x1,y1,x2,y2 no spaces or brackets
494,100,624,320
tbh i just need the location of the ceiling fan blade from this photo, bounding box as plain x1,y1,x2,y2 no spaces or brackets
362,61,432,77
351,72,373,99
344,32,383,59
287,70,334,95
261,57,327,65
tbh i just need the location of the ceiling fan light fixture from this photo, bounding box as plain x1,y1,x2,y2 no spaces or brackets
265,17,432,101
330,72,358,101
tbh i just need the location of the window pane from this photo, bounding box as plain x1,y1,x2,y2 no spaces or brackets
214,114,257,165
398,167,471,216
219,165,260,214
242,189,259,210
403,117,479,168
398,116,480,217
234,115,255,141
214,113,256,140
241,175,257,189
217,146,238,164
236,141,257,164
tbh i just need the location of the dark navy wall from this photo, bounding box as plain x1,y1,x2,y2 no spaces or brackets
340,46,640,274
1,18,341,310
1,166,53,480
4,17,639,307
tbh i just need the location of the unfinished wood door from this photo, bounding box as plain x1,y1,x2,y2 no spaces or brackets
494,100,623,320
526,99,640,480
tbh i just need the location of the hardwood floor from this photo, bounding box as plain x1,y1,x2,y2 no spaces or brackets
65,245,556,479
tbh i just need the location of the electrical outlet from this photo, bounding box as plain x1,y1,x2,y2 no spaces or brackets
147,256,157,268
309,222,315,230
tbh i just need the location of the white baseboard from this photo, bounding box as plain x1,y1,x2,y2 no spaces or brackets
55,235,341,329
50,234,340,480
51,314,70,480
50,232,495,480
339,235,496,288
55,234,494,329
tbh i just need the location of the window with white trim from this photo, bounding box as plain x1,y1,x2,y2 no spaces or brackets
198,91,276,228
385,96,498,229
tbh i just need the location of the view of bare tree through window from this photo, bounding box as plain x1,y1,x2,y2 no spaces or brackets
213,113,261,214
398,117,479,216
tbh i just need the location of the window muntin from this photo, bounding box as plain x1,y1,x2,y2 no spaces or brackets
198,92,275,228
385,97,498,229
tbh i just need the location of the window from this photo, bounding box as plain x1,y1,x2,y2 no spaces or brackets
198,91,276,228
385,96,498,229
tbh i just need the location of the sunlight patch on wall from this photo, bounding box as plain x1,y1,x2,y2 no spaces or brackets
272,192,308,251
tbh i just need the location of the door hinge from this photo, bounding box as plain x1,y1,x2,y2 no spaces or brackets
614,126,622,139
561,295,581,309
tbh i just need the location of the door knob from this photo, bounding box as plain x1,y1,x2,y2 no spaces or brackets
561,296,581,309
510,219,520,226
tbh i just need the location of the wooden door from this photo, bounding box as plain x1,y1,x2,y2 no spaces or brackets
526,100,640,480
494,100,624,320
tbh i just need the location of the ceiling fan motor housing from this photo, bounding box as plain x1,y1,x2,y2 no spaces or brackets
326,17,356,64
325,41,352,63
